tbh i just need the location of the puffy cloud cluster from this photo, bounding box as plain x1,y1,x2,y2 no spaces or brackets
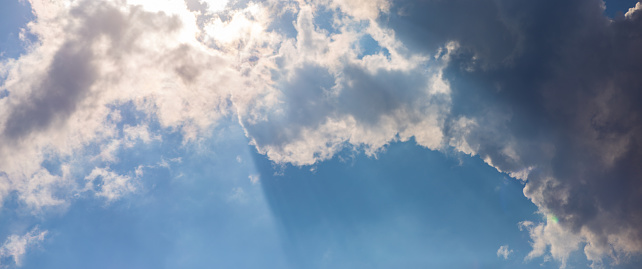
1,0,642,268
238,2,452,165
0,0,237,211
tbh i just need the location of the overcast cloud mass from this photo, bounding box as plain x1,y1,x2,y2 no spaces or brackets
1,0,642,268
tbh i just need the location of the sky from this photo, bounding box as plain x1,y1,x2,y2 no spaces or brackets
0,0,642,268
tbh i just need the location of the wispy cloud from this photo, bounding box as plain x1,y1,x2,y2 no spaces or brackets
0,227,47,267
84,167,138,202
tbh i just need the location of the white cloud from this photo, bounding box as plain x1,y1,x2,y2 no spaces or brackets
497,245,513,260
519,219,583,269
625,2,642,19
200,0,229,13
249,174,260,185
0,227,47,267
331,0,390,20
123,124,160,147
84,167,138,202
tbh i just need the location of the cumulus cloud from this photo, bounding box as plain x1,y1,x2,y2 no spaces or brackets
238,2,452,165
497,245,513,260
1,0,642,267
0,227,47,267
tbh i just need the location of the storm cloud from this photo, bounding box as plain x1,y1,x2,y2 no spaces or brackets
381,0,642,266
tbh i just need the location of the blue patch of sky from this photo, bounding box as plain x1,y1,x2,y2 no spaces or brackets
266,4,298,39
253,139,558,269
6,115,628,268
0,0,37,101
0,100,590,269
357,33,389,59
313,6,341,35
17,117,288,269
603,0,640,18
40,155,64,178
0,191,42,248
0,0,36,60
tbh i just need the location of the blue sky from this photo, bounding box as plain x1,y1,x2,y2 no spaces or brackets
1,0,642,269
0,0,33,60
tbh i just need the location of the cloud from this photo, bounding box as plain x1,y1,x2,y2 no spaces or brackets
379,0,642,266
330,0,390,20
200,0,230,13
0,227,47,267
1,0,642,268
249,174,260,185
496,244,513,260
519,220,582,268
84,167,138,202
0,0,236,210
626,2,642,18
237,2,453,165
223,7,642,266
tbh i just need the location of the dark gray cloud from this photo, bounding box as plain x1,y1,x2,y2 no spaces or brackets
381,0,521,65
3,42,97,140
382,0,642,264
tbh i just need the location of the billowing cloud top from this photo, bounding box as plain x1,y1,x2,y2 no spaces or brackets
1,0,642,267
